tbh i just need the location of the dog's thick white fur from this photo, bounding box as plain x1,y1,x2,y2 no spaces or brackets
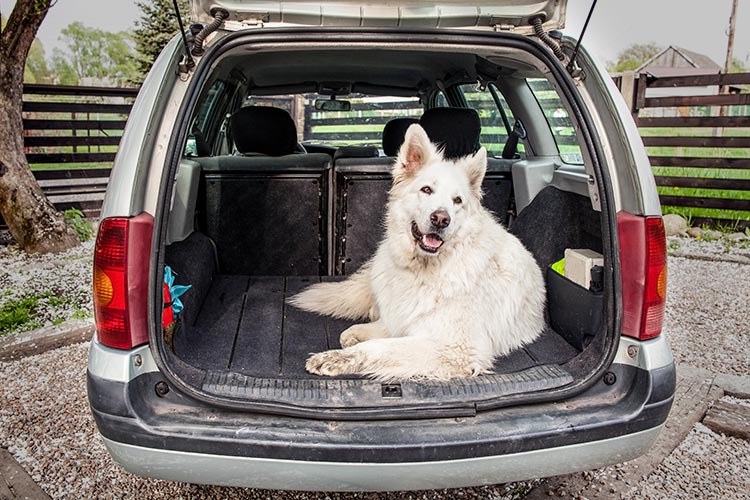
289,124,545,381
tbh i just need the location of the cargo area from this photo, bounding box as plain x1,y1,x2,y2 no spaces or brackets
156,40,613,415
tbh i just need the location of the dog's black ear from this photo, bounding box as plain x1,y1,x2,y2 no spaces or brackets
395,124,435,179
464,147,487,197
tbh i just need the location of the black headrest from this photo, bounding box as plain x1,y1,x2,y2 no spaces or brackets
382,117,420,156
333,146,380,161
230,106,298,156
420,108,481,160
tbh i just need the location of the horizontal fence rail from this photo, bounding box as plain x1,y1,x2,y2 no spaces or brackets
632,71,750,230
13,78,750,230
21,83,136,167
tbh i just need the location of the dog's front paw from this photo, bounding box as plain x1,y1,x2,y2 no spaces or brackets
340,325,367,348
306,350,357,376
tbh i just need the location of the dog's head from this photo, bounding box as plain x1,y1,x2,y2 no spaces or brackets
388,124,487,257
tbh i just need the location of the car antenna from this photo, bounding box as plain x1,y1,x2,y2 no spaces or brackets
171,0,195,72
567,0,598,75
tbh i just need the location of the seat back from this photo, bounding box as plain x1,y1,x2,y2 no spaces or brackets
197,106,333,275
333,110,516,275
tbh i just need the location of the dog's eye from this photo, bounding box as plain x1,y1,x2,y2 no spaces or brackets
420,186,433,195
453,196,463,205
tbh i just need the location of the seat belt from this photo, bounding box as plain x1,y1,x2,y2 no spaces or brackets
502,120,526,228
501,119,526,160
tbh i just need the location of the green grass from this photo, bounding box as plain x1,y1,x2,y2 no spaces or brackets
647,146,750,158
63,208,96,241
0,296,40,336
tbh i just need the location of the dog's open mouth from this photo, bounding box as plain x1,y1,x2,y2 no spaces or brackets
411,221,443,253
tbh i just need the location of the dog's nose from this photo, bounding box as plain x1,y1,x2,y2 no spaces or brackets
430,210,451,229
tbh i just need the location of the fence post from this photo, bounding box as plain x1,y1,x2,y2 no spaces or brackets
633,73,648,121
303,98,313,141
619,71,637,115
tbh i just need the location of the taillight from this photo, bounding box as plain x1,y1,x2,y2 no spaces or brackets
617,212,667,340
93,213,154,349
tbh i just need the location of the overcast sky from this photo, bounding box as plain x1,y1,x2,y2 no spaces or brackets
1,0,748,68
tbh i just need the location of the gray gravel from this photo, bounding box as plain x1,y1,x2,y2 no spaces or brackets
623,423,750,500
663,243,750,376
0,238,94,337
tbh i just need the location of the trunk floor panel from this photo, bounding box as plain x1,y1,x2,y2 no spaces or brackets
172,275,579,408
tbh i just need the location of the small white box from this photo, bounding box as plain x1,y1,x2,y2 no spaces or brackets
564,249,604,289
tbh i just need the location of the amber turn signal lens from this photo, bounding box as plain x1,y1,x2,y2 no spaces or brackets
93,266,114,308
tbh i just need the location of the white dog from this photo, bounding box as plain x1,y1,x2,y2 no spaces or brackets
290,124,546,381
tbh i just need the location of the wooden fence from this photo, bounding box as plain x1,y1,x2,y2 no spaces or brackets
626,72,750,230
23,83,136,165
14,84,137,221
13,76,750,229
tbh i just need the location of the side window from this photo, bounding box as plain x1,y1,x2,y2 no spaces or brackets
459,83,521,158
186,80,229,157
433,91,449,108
527,78,583,165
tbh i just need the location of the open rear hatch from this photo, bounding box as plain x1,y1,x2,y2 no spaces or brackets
150,0,618,419
190,0,566,33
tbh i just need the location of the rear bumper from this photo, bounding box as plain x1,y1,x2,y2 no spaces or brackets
101,426,663,491
87,337,675,490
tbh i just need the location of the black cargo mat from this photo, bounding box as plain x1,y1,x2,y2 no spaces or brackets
173,275,578,408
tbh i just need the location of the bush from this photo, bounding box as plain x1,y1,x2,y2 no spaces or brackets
63,208,95,242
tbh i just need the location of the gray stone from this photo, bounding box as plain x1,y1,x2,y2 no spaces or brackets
726,232,747,241
704,229,723,239
703,400,750,440
0,449,51,500
663,214,688,236
715,373,750,399
686,227,702,238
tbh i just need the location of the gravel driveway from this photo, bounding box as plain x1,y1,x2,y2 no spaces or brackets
1,237,749,499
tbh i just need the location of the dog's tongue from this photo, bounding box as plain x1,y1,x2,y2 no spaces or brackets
422,233,443,250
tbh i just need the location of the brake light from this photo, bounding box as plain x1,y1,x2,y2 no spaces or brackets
93,213,153,349
617,213,667,340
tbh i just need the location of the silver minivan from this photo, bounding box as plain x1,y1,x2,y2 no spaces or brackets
87,0,675,491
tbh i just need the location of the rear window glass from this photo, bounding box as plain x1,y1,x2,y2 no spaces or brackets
527,78,583,165
245,94,423,147
460,83,520,158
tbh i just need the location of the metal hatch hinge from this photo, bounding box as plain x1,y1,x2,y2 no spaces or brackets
587,174,601,211
223,18,265,31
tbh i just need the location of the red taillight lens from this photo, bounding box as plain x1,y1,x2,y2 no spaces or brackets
93,213,153,349
618,212,667,340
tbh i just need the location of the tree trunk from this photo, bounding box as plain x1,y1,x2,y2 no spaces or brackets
0,0,79,253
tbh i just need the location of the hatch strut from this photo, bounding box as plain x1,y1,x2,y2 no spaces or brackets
567,0,599,75
171,0,195,71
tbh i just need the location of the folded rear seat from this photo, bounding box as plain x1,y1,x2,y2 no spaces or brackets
334,110,515,275
197,106,332,276
333,118,419,274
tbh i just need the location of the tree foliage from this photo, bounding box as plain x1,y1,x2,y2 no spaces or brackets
51,22,138,86
133,0,189,82
25,39,51,84
729,57,749,73
607,42,664,73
